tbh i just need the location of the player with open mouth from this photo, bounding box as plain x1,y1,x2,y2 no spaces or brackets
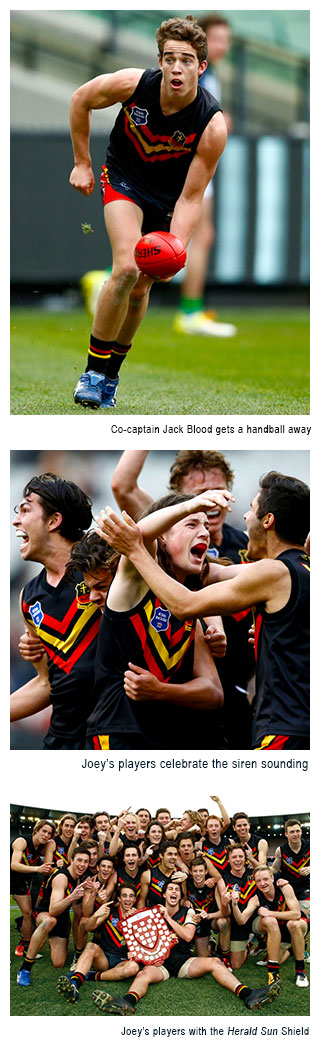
86,488,238,751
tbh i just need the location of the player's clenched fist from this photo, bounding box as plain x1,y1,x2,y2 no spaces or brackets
69,163,95,196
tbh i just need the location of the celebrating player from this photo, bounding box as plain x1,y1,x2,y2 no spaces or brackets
97,471,310,749
70,15,227,409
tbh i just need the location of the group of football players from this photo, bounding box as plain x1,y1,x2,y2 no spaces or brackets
11,797,310,1014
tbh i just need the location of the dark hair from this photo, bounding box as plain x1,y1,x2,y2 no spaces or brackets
81,840,98,853
72,844,91,858
123,843,140,857
190,856,207,870
169,451,234,491
136,808,151,822
160,839,178,856
97,854,115,868
227,844,247,857
76,816,91,828
177,831,195,848
65,530,119,582
118,881,136,899
233,812,249,826
143,820,165,850
156,15,207,64
285,819,302,831
155,807,171,819
162,878,183,900
91,811,110,828
257,472,310,545
22,473,92,542
140,493,209,583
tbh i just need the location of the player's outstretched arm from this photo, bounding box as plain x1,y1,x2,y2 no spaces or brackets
10,671,51,722
69,68,143,196
170,112,227,246
96,488,233,551
111,451,153,519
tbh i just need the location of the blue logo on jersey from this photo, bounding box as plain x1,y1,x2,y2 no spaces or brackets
286,857,293,865
29,600,44,627
207,547,220,559
130,106,149,126
111,915,119,926
150,608,171,632
207,847,214,856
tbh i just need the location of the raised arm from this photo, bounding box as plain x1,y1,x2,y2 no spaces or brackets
209,796,230,831
111,451,153,519
170,112,227,246
69,68,143,196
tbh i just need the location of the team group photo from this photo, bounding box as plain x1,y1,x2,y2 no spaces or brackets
10,791,310,1017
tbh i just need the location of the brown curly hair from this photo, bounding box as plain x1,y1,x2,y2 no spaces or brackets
169,451,234,492
156,15,208,64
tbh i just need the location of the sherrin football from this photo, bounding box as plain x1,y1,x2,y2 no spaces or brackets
134,231,187,279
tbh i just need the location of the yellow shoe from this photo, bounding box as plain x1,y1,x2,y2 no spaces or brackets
173,310,237,337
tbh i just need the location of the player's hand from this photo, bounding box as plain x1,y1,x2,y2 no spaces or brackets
205,877,217,888
204,626,227,658
124,663,161,702
98,830,107,843
187,489,235,516
172,871,187,883
97,903,111,919
244,844,255,865
71,883,85,901
276,878,289,887
298,867,310,876
258,906,271,918
69,163,95,196
74,825,82,839
209,796,220,803
95,507,143,559
18,628,45,662
39,862,53,875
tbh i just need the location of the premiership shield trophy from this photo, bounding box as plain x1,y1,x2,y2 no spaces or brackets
121,906,178,965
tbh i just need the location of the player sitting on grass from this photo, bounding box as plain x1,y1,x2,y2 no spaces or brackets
230,866,309,989
91,879,281,1014
70,15,227,410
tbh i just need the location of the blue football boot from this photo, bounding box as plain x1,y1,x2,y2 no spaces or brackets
16,969,31,986
73,370,106,409
101,375,119,408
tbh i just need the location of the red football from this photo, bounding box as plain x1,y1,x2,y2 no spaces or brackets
134,231,187,279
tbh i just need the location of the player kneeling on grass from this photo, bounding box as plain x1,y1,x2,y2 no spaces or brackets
230,866,309,989
56,883,140,1004
92,879,281,1015
17,846,90,986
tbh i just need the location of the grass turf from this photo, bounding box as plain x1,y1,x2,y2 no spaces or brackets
10,306,309,415
10,910,310,1017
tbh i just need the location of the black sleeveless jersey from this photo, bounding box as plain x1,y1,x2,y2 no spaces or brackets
221,866,257,938
53,835,70,866
279,840,310,898
256,879,288,915
163,906,195,974
37,866,76,913
186,878,217,914
253,549,310,743
87,588,198,747
95,902,128,957
232,832,264,862
22,568,101,745
202,835,229,874
116,867,142,902
106,68,221,209
147,866,173,907
10,833,43,869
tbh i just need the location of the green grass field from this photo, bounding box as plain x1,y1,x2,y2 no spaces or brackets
10,907,310,1017
10,306,309,415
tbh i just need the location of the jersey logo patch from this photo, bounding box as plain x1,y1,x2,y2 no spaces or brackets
169,129,186,148
75,582,91,607
130,106,149,127
29,600,44,627
150,607,171,632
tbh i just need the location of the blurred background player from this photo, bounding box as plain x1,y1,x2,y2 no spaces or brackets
174,14,236,339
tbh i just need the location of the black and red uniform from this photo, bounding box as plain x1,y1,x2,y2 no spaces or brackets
116,868,142,903
279,839,310,904
255,879,300,943
101,68,221,232
86,587,217,749
202,835,229,875
253,549,310,749
161,906,195,976
36,867,78,938
10,834,45,896
21,570,101,748
221,866,257,943
94,902,129,965
146,866,175,908
187,878,218,938
52,835,70,867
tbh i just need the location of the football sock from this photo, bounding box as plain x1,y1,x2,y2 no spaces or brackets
267,961,280,983
180,296,203,315
70,972,85,989
235,984,250,1003
295,959,305,973
105,342,132,378
86,335,113,374
123,992,140,1006
21,954,36,972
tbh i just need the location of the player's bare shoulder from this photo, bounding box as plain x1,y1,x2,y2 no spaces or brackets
74,68,145,110
197,110,228,166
